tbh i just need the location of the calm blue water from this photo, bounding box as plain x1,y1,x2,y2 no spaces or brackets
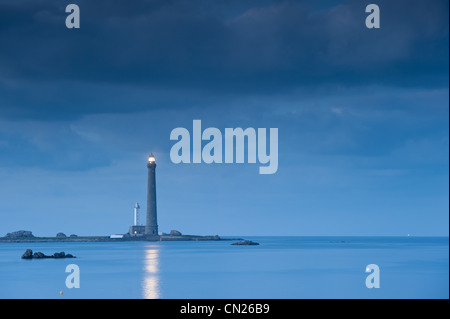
0,237,448,299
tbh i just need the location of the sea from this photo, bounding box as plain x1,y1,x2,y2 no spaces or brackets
0,236,448,299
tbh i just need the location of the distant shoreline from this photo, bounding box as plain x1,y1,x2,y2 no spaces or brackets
1,235,446,243
0,235,243,243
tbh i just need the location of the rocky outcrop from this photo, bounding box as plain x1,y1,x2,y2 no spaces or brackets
21,249,33,259
170,230,182,236
52,252,74,258
21,249,76,259
5,230,34,238
56,232,67,238
231,240,259,246
53,251,65,258
33,251,47,258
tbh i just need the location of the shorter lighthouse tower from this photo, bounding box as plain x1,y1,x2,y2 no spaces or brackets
134,202,140,226
129,202,145,236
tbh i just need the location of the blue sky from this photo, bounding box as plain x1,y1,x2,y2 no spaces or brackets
0,0,448,236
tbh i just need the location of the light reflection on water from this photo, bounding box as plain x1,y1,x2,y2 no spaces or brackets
142,246,160,299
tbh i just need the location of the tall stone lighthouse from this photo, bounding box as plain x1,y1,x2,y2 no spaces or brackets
145,153,158,236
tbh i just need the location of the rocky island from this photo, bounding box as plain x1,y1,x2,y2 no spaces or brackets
231,240,260,246
21,249,76,259
0,230,242,243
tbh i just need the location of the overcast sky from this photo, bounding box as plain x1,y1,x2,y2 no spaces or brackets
0,0,448,236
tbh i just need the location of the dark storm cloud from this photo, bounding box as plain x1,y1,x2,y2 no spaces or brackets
0,0,448,119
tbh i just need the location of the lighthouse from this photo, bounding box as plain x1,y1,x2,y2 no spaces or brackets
129,202,145,236
145,154,158,236
134,203,140,226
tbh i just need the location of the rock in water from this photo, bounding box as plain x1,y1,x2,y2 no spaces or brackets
21,250,76,259
33,252,48,258
53,252,65,258
53,251,75,258
21,249,33,259
231,240,259,246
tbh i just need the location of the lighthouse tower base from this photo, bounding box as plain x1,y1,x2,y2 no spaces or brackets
129,225,146,237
